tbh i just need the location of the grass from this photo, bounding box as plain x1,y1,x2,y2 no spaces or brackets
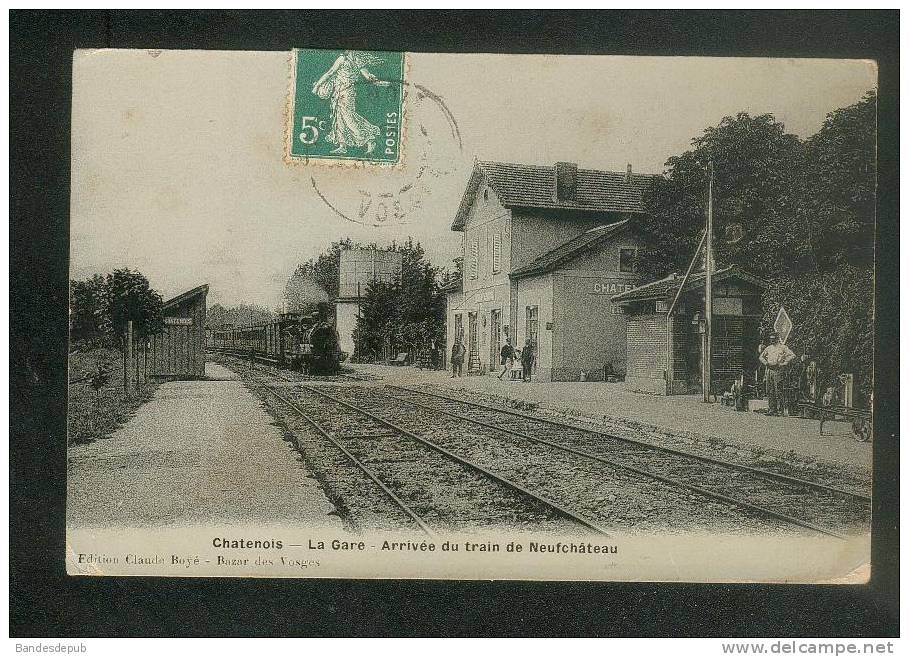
67,347,158,446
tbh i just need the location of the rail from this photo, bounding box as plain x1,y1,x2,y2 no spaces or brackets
255,382,436,538
388,385,870,503
381,385,868,539
300,384,611,536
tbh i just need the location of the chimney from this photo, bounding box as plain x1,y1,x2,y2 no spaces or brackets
554,161,578,203
625,163,633,183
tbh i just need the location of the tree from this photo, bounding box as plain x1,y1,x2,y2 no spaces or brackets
289,237,359,301
101,269,164,341
207,303,277,328
355,279,401,360
69,274,107,346
449,256,464,285
634,112,807,280
353,238,446,362
634,95,877,406
762,266,873,404
802,90,876,270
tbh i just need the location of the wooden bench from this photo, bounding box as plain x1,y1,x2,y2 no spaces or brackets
390,352,409,366
800,402,872,442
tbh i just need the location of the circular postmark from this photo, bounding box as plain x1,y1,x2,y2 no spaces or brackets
309,83,463,227
307,80,465,228
285,49,466,227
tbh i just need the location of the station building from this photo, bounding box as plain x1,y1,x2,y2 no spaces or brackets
335,248,403,357
148,283,209,380
446,160,655,381
611,265,766,395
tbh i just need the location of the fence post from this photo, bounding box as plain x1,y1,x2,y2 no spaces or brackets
125,321,133,390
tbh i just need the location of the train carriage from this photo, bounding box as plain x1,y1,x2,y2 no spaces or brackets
209,304,341,374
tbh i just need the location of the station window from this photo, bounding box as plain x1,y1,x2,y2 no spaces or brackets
492,231,502,273
619,248,638,273
470,238,479,279
454,314,464,343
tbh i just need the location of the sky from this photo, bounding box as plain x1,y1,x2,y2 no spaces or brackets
70,50,876,308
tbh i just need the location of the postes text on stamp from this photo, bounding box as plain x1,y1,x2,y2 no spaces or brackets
288,48,405,165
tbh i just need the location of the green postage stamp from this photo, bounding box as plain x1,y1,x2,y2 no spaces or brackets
288,48,406,165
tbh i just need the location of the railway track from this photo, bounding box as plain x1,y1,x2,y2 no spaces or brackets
304,386,800,536
214,350,371,382
247,372,605,535
219,356,868,537
255,383,436,536
371,385,871,538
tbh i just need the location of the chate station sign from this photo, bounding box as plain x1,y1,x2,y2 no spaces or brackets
164,317,193,326
591,281,634,295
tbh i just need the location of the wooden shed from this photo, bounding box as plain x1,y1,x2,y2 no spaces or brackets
148,283,209,380
611,266,765,395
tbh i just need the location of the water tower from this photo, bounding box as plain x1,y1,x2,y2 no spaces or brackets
335,248,403,357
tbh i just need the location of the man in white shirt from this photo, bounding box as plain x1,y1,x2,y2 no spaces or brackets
759,332,797,416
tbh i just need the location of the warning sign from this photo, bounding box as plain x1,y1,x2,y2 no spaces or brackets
774,307,793,344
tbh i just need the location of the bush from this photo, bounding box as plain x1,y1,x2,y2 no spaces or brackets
762,265,873,405
68,348,157,445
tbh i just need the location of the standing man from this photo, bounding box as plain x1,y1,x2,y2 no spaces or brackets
521,338,535,382
450,338,466,378
802,358,820,404
498,338,514,380
759,332,796,416
788,354,809,415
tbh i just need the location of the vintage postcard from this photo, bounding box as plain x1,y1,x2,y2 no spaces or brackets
67,49,876,581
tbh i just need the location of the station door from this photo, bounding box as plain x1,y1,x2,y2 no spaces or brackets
525,305,539,373
489,309,501,368
467,312,480,374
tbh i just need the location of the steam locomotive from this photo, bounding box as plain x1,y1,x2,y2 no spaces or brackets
209,303,341,375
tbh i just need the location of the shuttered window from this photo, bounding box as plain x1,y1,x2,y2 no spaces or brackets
470,239,479,279
492,231,502,273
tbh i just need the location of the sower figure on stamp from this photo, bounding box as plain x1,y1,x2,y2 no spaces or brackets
450,338,466,378
759,332,796,416
312,51,390,155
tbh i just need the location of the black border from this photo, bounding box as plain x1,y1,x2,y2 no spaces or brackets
10,10,899,637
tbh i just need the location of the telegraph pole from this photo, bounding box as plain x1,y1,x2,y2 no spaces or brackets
703,160,714,403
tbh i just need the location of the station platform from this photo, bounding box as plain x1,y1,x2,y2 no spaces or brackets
346,363,873,475
67,362,341,529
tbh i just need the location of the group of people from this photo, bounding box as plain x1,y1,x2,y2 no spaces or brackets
757,332,820,417
497,338,535,382
448,337,536,381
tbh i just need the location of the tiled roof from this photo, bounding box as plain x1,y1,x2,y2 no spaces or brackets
452,160,656,231
510,219,630,279
610,265,767,303
163,283,209,310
